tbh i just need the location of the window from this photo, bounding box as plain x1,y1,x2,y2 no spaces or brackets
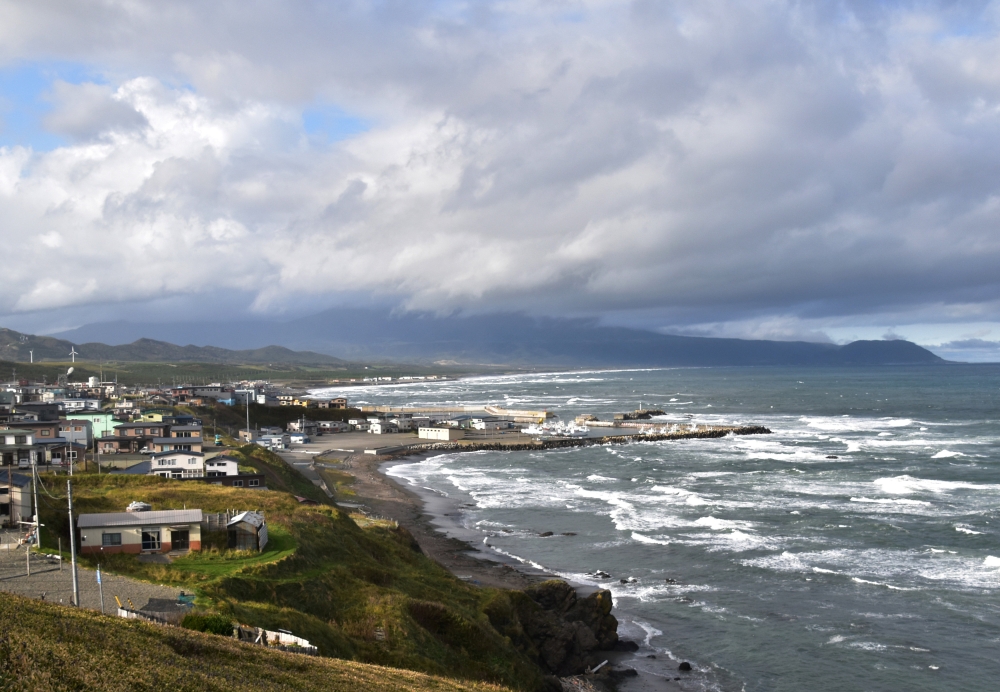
249,479,260,487
232,480,243,487
102,533,122,546
40,430,51,436
14,436,25,444
75,426,82,432
141,531,160,550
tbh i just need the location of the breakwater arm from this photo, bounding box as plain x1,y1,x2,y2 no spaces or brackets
409,425,771,454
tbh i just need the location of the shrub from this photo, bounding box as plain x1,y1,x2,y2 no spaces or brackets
181,613,234,636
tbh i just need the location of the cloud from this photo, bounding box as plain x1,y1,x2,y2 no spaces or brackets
43,80,147,140
1,1,1000,340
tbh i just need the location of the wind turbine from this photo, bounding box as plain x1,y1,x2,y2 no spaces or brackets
69,347,79,363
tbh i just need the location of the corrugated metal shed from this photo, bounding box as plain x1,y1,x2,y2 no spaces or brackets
77,509,203,528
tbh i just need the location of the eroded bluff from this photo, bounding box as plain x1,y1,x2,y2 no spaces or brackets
485,579,619,676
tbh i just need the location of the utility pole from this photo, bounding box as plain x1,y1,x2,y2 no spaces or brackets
31,456,40,550
67,480,80,607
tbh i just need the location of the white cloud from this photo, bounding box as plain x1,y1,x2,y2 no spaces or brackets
1,1,1000,341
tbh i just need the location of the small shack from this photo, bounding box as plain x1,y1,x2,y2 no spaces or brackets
227,511,268,551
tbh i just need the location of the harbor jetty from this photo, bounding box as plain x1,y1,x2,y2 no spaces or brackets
402,424,771,455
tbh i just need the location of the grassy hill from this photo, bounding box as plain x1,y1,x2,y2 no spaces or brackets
34,452,554,691
0,591,513,692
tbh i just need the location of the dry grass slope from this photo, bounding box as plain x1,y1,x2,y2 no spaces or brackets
0,592,513,692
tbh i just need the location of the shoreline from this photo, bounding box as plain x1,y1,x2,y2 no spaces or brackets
333,445,696,691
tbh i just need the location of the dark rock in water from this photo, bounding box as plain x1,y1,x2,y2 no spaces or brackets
614,639,639,652
562,532,577,536
589,570,612,579
484,579,619,677
826,455,839,459
679,661,693,671
664,578,677,583
646,654,657,659
619,576,638,584
539,531,554,537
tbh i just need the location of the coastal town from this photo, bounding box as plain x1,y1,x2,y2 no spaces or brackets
0,368,768,692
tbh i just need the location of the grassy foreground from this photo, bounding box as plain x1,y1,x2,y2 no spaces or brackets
0,591,513,692
34,447,552,691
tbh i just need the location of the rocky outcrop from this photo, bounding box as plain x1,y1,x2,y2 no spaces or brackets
485,580,618,677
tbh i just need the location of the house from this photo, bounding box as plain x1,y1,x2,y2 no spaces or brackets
149,451,205,479
316,397,348,409
170,425,203,439
259,426,283,435
317,421,350,433
418,427,465,441
227,511,268,551
205,456,240,477
288,432,310,444
152,437,203,453
286,419,318,436
368,421,398,435
390,417,414,431
258,434,290,450
66,411,117,438
59,420,93,448
77,508,204,555
238,429,259,442
0,472,32,528
201,474,265,489
1,428,38,467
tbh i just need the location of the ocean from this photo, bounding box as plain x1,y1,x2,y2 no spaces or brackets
314,365,1000,691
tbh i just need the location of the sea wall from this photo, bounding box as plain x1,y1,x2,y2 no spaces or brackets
412,425,771,454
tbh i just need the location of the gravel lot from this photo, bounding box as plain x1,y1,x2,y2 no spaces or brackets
0,530,183,613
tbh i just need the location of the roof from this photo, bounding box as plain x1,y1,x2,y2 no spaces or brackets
152,437,202,444
228,511,265,528
206,457,238,465
151,450,204,459
170,425,203,432
1,472,32,488
112,461,151,475
77,509,204,529
115,422,166,428
0,428,33,435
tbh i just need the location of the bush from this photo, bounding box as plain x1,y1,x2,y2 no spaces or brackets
182,613,234,636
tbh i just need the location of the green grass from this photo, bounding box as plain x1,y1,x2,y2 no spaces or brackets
170,524,298,579
35,471,552,691
0,591,515,692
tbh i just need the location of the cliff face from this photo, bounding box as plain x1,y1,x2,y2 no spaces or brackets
485,580,619,677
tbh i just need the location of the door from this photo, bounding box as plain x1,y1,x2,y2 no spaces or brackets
170,530,189,551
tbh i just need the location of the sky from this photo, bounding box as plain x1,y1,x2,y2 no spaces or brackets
2,1,1000,361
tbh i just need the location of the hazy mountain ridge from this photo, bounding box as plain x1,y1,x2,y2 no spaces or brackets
0,328,345,365
44,310,948,366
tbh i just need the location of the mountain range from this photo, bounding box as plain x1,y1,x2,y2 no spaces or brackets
6,308,950,366
0,328,345,365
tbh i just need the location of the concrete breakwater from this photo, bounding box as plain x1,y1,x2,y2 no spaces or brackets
411,425,771,454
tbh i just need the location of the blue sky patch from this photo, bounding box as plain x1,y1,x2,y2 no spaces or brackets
0,61,100,151
302,103,369,144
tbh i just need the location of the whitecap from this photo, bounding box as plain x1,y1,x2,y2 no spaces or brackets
955,526,983,535
587,474,616,482
632,532,670,545
984,556,1000,568
932,450,965,459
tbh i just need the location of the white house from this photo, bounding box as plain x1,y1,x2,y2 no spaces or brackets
258,434,290,450
149,451,205,479
368,421,398,435
288,432,310,444
205,456,240,477
317,421,350,433
287,419,318,436
391,418,414,431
